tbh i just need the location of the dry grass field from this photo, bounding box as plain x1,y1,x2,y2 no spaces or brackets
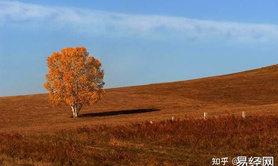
0,64,277,165
0,116,277,165
1,64,278,134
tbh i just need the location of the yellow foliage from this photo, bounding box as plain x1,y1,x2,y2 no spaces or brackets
44,47,105,116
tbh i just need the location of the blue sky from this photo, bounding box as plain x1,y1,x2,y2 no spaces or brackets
0,0,278,97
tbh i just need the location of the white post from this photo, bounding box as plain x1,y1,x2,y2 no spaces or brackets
242,111,246,119
171,116,175,121
204,112,207,120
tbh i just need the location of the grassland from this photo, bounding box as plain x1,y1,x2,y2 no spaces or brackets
0,115,277,166
0,64,278,165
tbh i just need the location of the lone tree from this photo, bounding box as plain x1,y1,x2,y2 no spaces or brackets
44,47,105,118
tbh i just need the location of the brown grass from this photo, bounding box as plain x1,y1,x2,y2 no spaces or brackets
0,64,277,134
0,115,277,165
0,64,278,165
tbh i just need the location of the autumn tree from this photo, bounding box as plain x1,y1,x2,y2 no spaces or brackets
44,47,105,118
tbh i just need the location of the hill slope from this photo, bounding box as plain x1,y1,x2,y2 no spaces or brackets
0,65,278,134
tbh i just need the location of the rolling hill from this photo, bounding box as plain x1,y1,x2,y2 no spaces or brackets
0,64,278,134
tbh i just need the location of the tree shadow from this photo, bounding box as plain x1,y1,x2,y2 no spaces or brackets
79,108,160,118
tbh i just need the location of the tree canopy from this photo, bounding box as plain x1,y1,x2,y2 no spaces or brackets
44,47,105,118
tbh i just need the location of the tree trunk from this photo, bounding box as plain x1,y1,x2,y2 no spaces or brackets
71,106,78,118
71,104,82,118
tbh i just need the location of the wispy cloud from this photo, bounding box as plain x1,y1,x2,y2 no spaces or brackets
1,1,278,42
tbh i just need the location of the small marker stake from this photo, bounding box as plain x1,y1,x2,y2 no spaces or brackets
242,111,246,119
204,112,207,120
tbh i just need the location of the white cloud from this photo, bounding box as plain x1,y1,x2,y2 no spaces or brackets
1,1,278,42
